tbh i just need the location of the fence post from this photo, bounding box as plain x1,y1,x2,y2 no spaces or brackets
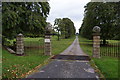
92,26,101,58
44,22,52,56
16,33,24,56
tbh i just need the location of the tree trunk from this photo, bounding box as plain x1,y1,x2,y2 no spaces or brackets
58,30,60,41
103,39,106,45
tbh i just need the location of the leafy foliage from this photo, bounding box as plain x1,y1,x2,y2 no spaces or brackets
2,2,50,45
54,18,76,39
80,2,120,41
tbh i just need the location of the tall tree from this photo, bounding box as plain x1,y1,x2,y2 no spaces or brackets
2,2,50,45
54,18,76,39
80,2,120,45
54,18,62,40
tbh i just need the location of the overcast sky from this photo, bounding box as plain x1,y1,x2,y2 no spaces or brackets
47,0,91,33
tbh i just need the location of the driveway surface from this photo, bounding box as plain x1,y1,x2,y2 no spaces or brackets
60,36,87,56
26,36,99,79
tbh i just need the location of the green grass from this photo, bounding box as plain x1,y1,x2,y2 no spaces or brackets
2,36,75,78
2,48,49,78
79,36,119,78
79,36,93,56
5,37,44,46
52,36,75,55
107,40,120,43
93,57,118,78
24,37,44,56
100,40,120,57
5,39,16,46
24,37,43,41
100,45,119,57
24,37,44,46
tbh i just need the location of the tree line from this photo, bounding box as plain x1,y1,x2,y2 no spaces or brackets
79,2,120,44
54,18,76,40
2,2,50,45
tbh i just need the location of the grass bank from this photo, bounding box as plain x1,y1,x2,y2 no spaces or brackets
2,36,75,78
78,36,118,79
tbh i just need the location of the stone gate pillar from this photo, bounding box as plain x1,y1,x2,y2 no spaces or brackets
44,35,51,56
16,33,24,56
44,22,52,56
92,26,101,58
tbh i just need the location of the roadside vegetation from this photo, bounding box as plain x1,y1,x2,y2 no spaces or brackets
79,36,119,78
79,2,120,45
2,2,76,78
2,36,75,78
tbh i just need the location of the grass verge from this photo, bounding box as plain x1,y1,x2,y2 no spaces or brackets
2,49,49,78
79,36,119,79
2,36,75,78
52,36,75,55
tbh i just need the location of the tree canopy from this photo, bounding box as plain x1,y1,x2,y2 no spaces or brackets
79,2,120,42
2,2,50,44
54,18,76,39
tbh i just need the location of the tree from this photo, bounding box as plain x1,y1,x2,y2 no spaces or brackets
79,2,120,45
2,2,50,45
54,18,76,39
55,18,76,39
54,18,62,40
112,2,120,40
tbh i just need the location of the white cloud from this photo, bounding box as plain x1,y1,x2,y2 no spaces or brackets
47,0,90,33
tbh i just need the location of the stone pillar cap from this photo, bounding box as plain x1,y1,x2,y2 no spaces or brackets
93,26,101,33
18,33,23,36
46,22,52,32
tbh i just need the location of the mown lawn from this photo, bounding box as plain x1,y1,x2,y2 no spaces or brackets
2,49,49,78
2,36,75,78
52,36,75,55
79,36,119,79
